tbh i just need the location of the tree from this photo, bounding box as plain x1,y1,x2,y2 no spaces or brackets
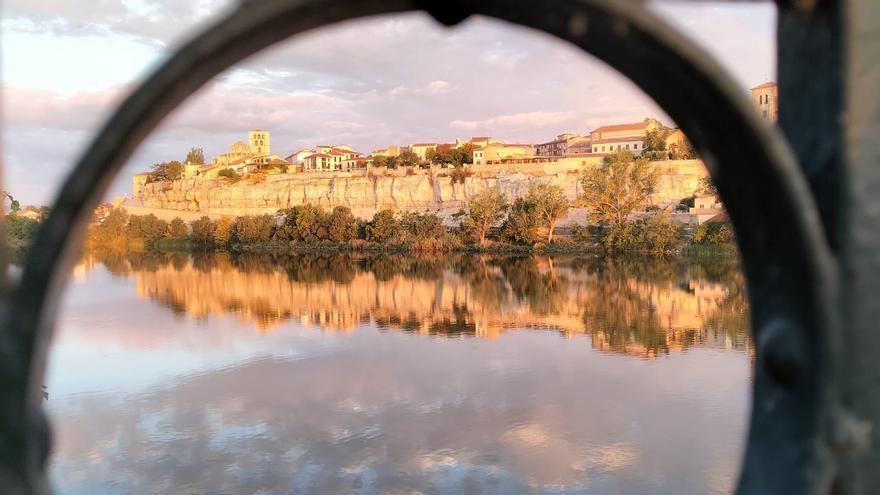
501,197,543,245
190,216,215,244
364,209,398,243
234,215,275,244
526,183,569,242
698,176,718,196
371,156,390,168
579,150,660,228
667,136,697,160
2,191,20,213
149,160,184,182
214,216,235,246
397,150,419,168
185,147,205,165
641,129,668,161
462,188,509,245
5,214,40,248
169,217,188,238
326,206,356,242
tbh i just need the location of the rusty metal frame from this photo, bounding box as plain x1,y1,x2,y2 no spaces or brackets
0,0,866,493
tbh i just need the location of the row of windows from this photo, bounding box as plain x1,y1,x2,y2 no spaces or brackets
592,142,641,153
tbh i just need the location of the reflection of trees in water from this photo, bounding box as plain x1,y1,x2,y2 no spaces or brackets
86,250,750,356
577,256,750,357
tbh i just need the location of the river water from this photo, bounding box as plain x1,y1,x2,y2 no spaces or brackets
47,251,752,494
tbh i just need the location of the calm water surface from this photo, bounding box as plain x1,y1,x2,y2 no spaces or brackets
48,252,752,494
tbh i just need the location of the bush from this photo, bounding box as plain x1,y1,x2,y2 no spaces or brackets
692,221,735,245
326,206,356,242
213,216,235,246
500,197,543,245
218,168,240,182
169,217,188,238
190,216,216,245
128,214,169,245
5,214,40,249
274,204,328,242
364,209,398,243
233,214,275,244
450,166,472,184
602,214,682,254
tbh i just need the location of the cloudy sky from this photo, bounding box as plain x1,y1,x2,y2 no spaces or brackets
1,0,776,205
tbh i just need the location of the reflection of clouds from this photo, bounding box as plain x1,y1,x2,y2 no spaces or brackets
49,328,750,493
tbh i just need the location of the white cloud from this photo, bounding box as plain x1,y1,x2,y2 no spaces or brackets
389,80,454,97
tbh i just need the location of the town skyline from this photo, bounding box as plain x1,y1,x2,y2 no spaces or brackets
2,1,776,204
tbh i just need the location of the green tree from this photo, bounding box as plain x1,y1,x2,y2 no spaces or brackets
139,214,170,245
189,216,216,244
501,197,543,245
234,215,275,244
213,216,235,246
185,147,205,165
371,156,390,168
326,206,356,242
462,188,509,245
397,150,419,168
698,176,718,196
149,160,184,182
668,136,697,160
5,214,40,249
579,150,660,228
275,204,329,242
526,183,569,242
641,129,668,161
2,191,20,213
365,209,398,243
169,217,188,238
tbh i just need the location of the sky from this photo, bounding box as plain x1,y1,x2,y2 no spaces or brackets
1,0,776,205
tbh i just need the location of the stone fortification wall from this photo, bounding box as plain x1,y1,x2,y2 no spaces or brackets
136,160,708,223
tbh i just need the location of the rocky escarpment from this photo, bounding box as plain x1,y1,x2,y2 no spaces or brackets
137,160,708,221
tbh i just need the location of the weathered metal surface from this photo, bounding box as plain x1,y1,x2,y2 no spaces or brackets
0,0,864,493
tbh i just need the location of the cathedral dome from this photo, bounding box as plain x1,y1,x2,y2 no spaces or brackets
230,140,249,154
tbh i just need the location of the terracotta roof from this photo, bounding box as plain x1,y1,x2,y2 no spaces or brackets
591,136,645,144
705,212,730,223
133,172,151,176
305,153,332,159
411,143,437,147
591,122,648,134
329,150,346,155
470,136,491,142
751,82,777,90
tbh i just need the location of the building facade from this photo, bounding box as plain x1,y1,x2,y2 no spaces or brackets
473,144,536,165
589,118,662,156
751,82,778,122
248,129,270,155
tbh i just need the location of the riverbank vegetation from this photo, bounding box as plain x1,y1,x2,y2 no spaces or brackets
87,150,734,256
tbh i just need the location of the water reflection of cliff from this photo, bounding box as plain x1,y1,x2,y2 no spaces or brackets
84,251,750,358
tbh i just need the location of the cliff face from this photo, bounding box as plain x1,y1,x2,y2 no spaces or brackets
137,160,708,220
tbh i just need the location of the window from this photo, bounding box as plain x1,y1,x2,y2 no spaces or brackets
626,144,630,149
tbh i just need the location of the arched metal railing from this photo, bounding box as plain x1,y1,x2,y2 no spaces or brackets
1,0,871,493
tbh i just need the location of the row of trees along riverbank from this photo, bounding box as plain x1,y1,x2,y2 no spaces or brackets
89,150,734,256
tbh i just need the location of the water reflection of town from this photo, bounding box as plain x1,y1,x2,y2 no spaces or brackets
80,251,751,358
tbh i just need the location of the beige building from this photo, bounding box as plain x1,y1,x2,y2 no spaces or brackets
214,140,252,166
590,118,662,155
132,172,150,200
473,143,536,165
410,143,438,161
536,133,591,157
304,147,364,172
286,148,315,166
372,146,406,157
248,129,270,155
455,136,504,149
690,194,724,224
751,82,778,122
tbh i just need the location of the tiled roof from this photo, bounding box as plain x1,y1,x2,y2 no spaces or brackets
411,143,437,147
590,136,644,144
305,153,332,159
591,122,647,133
751,82,777,90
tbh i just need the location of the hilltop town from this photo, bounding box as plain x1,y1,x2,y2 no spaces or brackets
125,82,778,228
